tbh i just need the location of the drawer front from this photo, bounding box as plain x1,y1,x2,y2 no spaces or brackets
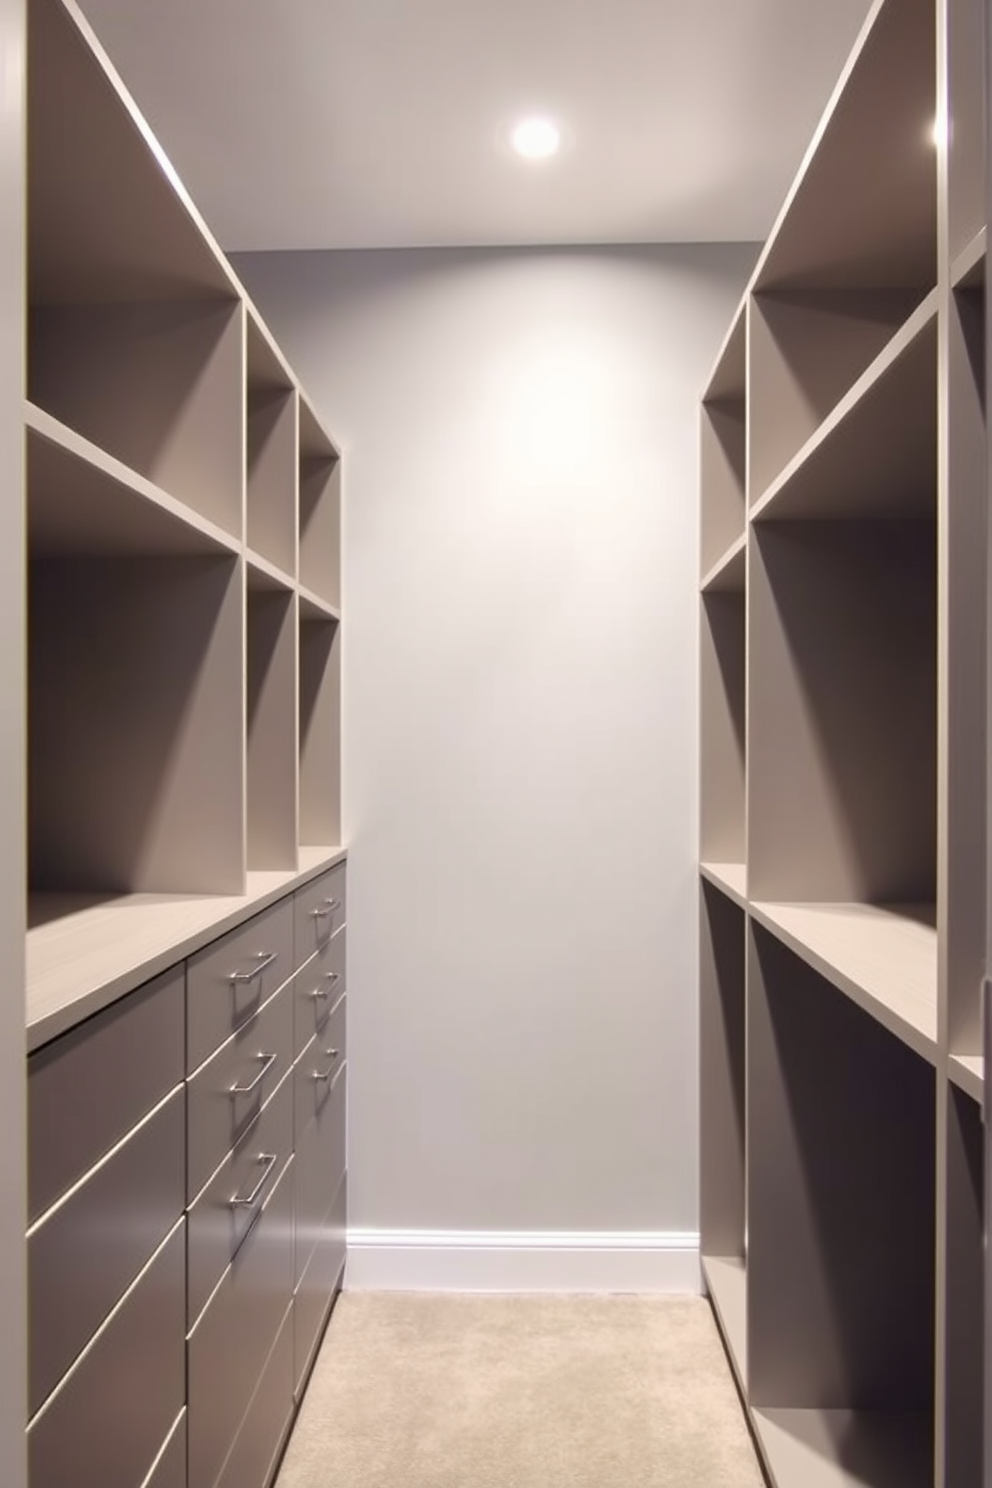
187,896,294,1074
293,1169,346,1399
294,1006,346,1145
294,863,346,962
29,965,184,1222
28,1221,185,1488
187,1069,293,1327
29,1085,185,1415
187,1158,294,1488
293,928,346,1057
216,1304,294,1488
294,1063,347,1284
187,979,293,1203
145,1411,186,1488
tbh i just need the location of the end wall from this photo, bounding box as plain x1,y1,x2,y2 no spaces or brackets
236,244,755,1289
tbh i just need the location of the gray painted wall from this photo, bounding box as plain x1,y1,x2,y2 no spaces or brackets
1,0,25,1476
237,244,754,1238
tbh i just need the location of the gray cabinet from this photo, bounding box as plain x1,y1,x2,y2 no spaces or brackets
27,861,348,1488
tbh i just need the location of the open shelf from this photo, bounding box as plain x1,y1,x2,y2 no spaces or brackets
702,1254,747,1395
700,533,746,595
298,396,341,609
748,902,937,1060
699,862,747,908
298,585,342,623
946,0,986,266
941,1082,984,1488
29,553,245,900
299,617,341,848
27,403,240,559
246,317,297,576
948,1054,983,1103
752,1408,933,1488
247,587,297,873
951,227,986,291
750,293,937,521
27,0,243,540
748,924,936,1488
700,884,746,1272
701,590,745,866
701,308,746,577
748,520,937,992
945,264,987,1063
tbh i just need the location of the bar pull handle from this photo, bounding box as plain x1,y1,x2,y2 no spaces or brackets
308,972,341,1001
311,1049,341,1083
229,1153,278,1208
228,951,278,985
310,899,341,920
229,1051,278,1096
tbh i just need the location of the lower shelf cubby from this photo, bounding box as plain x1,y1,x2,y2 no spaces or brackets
29,553,245,897
700,586,745,872
299,615,341,848
700,878,747,1391
747,922,936,1488
247,578,298,872
941,1083,984,1488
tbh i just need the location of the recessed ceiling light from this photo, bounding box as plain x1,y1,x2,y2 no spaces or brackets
511,117,561,161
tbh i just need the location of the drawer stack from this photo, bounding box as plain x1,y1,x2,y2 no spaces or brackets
186,896,297,1488
291,862,348,1396
27,968,188,1488
26,856,348,1488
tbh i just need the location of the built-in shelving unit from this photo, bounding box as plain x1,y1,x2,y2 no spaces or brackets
24,0,345,1036
698,0,987,1483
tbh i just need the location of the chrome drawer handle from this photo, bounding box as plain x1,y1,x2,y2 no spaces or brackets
229,1051,278,1096
228,951,278,985
310,899,341,920
311,1049,340,1082
229,1153,278,1208
308,972,341,1001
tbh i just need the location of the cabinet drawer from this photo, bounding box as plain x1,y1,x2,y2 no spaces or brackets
28,1221,185,1488
295,1063,346,1284
294,1169,346,1399
29,1085,185,1416
187,979,293,1203
145,1411,186,1488
294,862,346,961
187,1158,294,1488
216,1304,294,1488
29,965,184,1222
187,1069,293,1328
187,896,294,1073
294,1005,346,1145
294,928,346,1057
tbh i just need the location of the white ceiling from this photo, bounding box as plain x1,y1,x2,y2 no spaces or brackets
78,0,874,253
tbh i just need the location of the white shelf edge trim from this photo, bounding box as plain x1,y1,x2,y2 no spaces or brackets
345,1229,701,1294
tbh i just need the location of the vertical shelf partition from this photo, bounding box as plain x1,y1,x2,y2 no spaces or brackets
698,0,987,1484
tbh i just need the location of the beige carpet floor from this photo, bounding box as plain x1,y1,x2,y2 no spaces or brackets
275,1293,765,1487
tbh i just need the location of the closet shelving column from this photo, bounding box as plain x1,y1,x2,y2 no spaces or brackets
24,0,345,1034
696,0,992,1480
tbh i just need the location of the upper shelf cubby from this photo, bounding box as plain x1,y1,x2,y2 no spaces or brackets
247,314,297,578
748,0,936,503
299,396,342,610
29,0,234,305
27,0,244,541
700,306,747,579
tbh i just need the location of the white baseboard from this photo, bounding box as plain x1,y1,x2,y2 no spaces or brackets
345,1229,701,1293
